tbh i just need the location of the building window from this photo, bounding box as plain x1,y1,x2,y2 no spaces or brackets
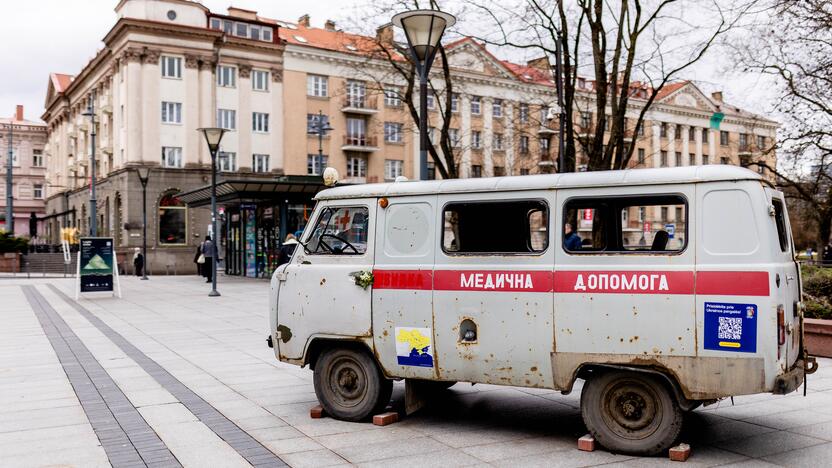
236,22,248,37
217,109,236,130
470,96,481,115
218,151,237,171
494,166,505,176
307,154,328,175
720,156,729,165
493,133,504,151
637,148,645,164
252,112,270,133
702,128,709,143
253,154,269,173
426,93,435,109
689,154,695,166
384,87,402,107
493,99,503,118
427,161,436,180
580,112,592,128
307,113,330,134
158,193,187,245
307,74,328,97
161,56,182,79
384,122,403,143
739,133,748,150
161,147,182,168
347,156,367,178
539,137,549,153
443,200,548,254
757,135,766,150
720,131,729,146
252,70,269,91
519,168,530,175
32,149,43,167
161,102,182,124
688,126,695,140
660,123,668,138
675,152,682,167
210,18,221,30
449,128,460,147
757,164,765,175
661,151,668,167
637,123,645,136
471,165,482,178
345,80,366,107
703,154,709,165
33,184,43,199
519,103,529,123
675,124,682,140
472,131,482,149
451,93,459,113
217,65,236,87
519,136,530,154
384,159,403,180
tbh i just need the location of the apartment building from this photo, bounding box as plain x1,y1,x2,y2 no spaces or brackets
42,0,777,276
0,105,47,238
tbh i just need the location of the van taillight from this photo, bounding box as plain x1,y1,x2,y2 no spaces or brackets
777,305,785,359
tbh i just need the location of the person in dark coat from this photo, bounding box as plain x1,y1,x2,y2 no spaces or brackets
278,234,299,266
132,248,144,277
202,235,215,282
194,243,203,276
564,223,582,251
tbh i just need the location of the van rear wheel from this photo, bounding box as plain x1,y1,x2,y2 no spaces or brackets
313,347,392,422
581,370,682,456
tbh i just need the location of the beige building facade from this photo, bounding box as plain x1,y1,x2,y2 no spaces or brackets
1,105,47,238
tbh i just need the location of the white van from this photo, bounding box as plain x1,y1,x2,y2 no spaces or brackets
269,166,815,455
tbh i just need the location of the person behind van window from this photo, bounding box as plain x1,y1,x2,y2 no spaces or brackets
201,235,215,283
564,223,582,251
278,233,299,266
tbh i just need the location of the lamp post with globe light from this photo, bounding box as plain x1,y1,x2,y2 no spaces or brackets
392,8,455,180
134,167,151,280
198,127,226,297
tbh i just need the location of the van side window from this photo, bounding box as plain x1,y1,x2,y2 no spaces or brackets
306,206,369,255
772,199,789,252
443,200,548,254
563,195,687,254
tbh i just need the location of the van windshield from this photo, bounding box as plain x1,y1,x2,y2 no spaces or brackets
306,206,369,255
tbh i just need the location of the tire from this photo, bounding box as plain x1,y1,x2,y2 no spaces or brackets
580,370,682,456
313,346,393,421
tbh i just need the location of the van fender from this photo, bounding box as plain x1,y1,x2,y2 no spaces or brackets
574,363,700,411
301,335,376,370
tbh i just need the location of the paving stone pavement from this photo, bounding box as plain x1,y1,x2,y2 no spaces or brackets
1,275,831,467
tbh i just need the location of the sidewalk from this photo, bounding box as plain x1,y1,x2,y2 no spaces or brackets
1,275,831,467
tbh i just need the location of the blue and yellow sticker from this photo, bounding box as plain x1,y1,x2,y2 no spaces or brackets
395,327,434,367
704,302,757,353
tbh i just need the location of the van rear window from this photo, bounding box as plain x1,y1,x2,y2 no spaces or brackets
772,199,789,252
563,195,687,254
443,200,548,255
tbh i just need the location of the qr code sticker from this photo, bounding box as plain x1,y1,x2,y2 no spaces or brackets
718,316,742,340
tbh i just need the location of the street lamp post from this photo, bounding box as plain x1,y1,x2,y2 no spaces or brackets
2,122,12,234
198,127,226,297
393,9,456,181
82,90,98,236
309,110,333,170
134,167,151,280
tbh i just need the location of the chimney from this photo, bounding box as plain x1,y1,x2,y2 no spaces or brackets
15,105,23,122
526,57,551,71
324,19,336,31
376,23,393,45
298,14,310,27
711,91,723,102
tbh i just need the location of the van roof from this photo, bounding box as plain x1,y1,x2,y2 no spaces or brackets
315,165,765,200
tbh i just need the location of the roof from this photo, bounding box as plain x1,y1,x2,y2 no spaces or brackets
0,116,46,127
51,73,74,93
177,176,327,207
278,23,383,56
316,166,764,200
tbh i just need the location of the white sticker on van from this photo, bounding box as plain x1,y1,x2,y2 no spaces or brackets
395,327,434,367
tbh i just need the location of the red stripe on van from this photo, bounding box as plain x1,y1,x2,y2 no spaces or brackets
434,270,555,292
696,271,769,296
554,270,695,294
373,270,432,290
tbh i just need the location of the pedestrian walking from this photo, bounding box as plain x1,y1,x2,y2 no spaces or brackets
194,243,204,276
278,233,299,266
132,247,144,277
201,235,215,283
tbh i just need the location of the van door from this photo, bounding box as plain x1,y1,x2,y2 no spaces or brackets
766,188,801,368
553,187,697,367
275,201,376,362
371,197,437,380
432,193,555,388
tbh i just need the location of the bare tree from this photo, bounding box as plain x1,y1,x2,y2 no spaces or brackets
734,0,832,254
468,0,759,172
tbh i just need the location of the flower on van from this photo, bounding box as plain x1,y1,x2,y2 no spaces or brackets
351,270,375,290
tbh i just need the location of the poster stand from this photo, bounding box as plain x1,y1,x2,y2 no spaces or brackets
76,237,121,300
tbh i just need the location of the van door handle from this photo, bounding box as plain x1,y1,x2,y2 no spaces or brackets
786,275,795,283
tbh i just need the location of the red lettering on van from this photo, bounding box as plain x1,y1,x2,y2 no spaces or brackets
554,271,695,294
434,270,554,292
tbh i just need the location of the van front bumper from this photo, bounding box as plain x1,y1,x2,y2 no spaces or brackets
772,358,815,395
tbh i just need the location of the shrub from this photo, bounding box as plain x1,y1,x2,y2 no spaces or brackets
801,265,832,320
0,231,28,254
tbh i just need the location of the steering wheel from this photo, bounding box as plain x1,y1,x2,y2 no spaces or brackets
319,233,359,254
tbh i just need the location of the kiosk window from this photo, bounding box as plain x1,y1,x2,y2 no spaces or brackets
564,195,687,253
443,200,548,254
307,206,369,255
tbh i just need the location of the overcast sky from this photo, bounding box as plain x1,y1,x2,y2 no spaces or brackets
0,0,776,123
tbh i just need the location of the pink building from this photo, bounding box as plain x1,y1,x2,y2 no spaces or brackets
0,105,47,238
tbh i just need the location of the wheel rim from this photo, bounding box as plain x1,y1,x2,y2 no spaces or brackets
328,355,368,408
600,378,662,440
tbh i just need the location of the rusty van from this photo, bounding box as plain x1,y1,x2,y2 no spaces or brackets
269,166,817,455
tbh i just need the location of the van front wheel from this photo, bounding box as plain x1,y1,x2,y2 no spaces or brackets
581,371,682,456
313,347,393,422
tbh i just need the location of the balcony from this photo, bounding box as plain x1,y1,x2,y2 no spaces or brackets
538,150,555,167
738,144,752,157
538,124,557,135
341,96,378,114
342,134,379,152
